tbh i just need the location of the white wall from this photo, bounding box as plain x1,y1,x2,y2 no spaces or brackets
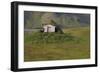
0,0,99,73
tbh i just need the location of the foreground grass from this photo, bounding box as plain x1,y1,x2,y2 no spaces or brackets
24,27,90,62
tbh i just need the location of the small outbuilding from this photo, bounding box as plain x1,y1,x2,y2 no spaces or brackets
43,24,55,32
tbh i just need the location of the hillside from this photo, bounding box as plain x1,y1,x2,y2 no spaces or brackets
24,11,90,29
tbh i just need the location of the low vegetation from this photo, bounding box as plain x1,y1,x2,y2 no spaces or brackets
24,27,90,62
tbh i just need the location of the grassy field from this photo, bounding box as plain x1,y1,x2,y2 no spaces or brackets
24,27,90,62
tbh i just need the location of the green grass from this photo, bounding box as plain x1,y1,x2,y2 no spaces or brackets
24,27,90,62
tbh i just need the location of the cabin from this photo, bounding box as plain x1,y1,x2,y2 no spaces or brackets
41,19,63,33
43,24,55,32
